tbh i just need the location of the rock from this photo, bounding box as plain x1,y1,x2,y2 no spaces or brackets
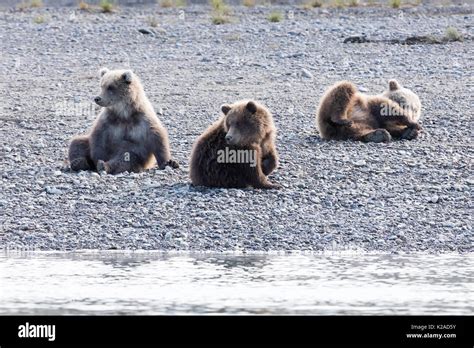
353,160,367,167
138,28,153,35
45,186,62,195
301,68,313,79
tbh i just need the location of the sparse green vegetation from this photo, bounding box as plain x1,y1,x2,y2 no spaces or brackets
30,0,43,8
210,0,232,24
78,1,90,10
211,0,225,11
17,0,43,10
159,0,186,7
445,27,463,42
243,0,256,7
268,11,283,22
348,0,359,6
333,0,345,8
160,0,174,7
303,0,323,8
389,0,401,8
33,14,45,23
147,16,159,27
100,0,115,13
211,12,231,24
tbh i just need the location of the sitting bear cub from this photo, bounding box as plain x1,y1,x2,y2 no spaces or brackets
316,79,422,142
68,68,178,174
190,100,280,189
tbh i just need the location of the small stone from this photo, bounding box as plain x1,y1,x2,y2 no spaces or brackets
45,186,62,195
354,160,366,167
138,28,153,35
428,195,439,203
301,68,313,79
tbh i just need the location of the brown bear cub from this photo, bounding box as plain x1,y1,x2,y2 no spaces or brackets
190,100,280,189
68,68,178,174
316,80,422,142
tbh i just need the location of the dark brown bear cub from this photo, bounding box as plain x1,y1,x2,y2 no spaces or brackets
68,68,178,174
190,100,279,189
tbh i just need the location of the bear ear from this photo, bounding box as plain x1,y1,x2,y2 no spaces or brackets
99,68,109,78
122,70,133,84
246,101,257,114
221,104,232,115
389,79,401,91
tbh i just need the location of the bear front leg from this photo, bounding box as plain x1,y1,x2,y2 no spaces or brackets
361,129,392,143
150,130,179,170
261,150,278,176
327,82,357,127
248,149,281,189
69,135,94,171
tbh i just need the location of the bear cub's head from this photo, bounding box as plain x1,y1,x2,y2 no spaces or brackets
382,79,422,122
221,100,274,147
94,68,141,109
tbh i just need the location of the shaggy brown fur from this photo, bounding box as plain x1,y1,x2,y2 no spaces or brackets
68,68,178,174
189,100,279,189
316,80,422,142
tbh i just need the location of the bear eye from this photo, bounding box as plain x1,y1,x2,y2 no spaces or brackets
107,85,115,92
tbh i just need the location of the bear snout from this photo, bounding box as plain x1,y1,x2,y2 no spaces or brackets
94,96,102,105
225,134,233,144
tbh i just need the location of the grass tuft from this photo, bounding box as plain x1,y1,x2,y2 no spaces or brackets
147,16,159,27
210,0,232,24
268,11,283,22
78,1,90,10
33,14,45,23
389,0,401,8
100,0,114,13
30,0,43,7
160,0,174,7
212,13,230,24
243,0,256,7
445,27,462,42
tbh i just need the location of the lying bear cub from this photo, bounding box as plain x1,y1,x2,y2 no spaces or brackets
68,68,179,174
190,100,280,189
316,79,422,142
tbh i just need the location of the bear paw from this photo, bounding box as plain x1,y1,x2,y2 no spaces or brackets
168,159,180,169
364,129,392,143
401,127,420,140
96,160,110,174
70,157,90,171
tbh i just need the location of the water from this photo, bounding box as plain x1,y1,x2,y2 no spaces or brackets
0,252,472,315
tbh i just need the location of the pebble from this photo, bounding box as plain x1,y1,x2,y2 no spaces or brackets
45,186,62,195
301,68,313,79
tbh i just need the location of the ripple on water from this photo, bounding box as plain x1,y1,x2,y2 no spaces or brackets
0,252,473,315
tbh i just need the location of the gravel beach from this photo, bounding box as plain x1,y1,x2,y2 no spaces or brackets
0,2,472,252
